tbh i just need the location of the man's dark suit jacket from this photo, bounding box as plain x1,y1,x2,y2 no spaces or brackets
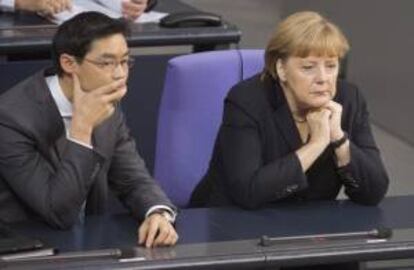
191,74,389,209
0,69,174,229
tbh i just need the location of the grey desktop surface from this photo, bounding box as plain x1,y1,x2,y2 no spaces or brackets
3,196,414,269
0,0,241,55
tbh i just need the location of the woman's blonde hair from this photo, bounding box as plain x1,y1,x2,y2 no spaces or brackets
263,11,350,80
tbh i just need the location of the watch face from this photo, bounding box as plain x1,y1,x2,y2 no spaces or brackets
150,210,175,223
161,212,175,223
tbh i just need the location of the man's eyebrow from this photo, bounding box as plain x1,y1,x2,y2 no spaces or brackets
99,51,130,59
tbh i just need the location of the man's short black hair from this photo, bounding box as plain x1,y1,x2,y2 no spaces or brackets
51,12,129,76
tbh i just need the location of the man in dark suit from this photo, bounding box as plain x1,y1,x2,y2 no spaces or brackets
0,12,178,248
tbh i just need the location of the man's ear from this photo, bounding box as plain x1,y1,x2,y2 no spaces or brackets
276,59,286,82
60,53,78,75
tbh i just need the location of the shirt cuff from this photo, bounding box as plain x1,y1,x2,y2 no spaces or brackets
67,136,93,150
1,0,15,11
145,205,176,223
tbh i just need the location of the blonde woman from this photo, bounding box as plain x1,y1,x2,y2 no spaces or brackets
191,11,389,211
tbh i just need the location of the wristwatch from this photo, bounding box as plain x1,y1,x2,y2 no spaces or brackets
150,209,175,224
331,132,348,149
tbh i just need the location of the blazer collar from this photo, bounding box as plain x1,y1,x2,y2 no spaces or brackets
264,77,303,151
30,69,109,161
91,120,110,160
30,69,65,146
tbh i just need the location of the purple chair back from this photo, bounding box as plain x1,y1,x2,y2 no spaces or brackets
154,50,264,207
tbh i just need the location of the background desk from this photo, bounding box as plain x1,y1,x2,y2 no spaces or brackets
6,196,414,269
0,0,240,58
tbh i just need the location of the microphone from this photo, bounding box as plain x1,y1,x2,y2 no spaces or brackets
259,227,392,247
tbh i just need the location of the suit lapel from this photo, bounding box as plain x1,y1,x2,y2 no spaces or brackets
265,78,302,151
272,105,302,151
91,121,109,161
54,132,67,161
28,69,66,162
85,119,111,215
30,69,112,162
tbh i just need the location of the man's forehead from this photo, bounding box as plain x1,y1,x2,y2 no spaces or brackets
87,34,128,56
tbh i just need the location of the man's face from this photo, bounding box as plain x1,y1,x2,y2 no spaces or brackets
75,33,130,93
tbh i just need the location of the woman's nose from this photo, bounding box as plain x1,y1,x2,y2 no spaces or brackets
315,66,330,83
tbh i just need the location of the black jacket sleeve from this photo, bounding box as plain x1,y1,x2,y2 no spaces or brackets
218,101,308,209
107,110,175,220
343,88,389,205
0,123,104,229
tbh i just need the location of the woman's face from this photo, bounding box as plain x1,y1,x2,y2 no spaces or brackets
277,55,339,110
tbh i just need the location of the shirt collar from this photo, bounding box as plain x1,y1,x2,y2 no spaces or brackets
46,75,73,118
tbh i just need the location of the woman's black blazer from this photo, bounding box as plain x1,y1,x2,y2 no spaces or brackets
190,74,389,209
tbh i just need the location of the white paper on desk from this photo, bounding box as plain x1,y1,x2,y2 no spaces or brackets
94,0,168,23
48,0,119,24
48,0,167,25
135,11,168,23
